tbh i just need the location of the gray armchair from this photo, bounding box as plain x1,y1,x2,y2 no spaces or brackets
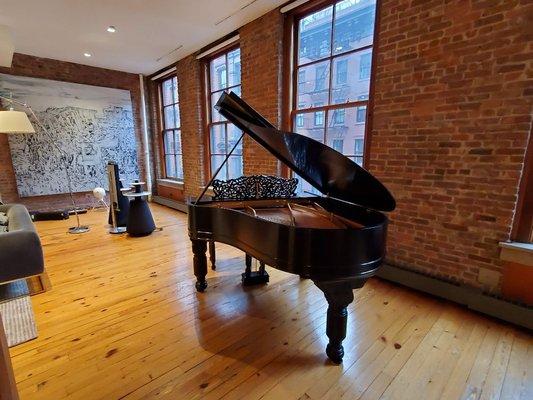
0,204,47,290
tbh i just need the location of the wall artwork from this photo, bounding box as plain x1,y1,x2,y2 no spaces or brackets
0,73,139,197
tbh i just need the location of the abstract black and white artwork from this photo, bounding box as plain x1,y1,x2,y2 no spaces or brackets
0,73,139,197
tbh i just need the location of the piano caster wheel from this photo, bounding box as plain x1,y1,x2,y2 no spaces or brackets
326,343,344,364
195,281,207,292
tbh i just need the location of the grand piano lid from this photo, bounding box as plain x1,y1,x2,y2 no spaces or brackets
215,91,396,212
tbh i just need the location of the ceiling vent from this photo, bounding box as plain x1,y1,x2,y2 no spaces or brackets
0,26,14,68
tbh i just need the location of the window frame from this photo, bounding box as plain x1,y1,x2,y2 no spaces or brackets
511,133,533,243
157,75,183,181
203,43,243,181
287,0,381,171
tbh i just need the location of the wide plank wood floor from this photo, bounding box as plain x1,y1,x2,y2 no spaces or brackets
9,204,532,400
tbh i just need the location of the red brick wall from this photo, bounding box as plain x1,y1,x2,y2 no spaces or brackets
0,53,145,211
369,0,532,291
176,55,206,198
240,9,284,176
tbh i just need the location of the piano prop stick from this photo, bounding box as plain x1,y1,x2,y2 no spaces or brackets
188,92,396,364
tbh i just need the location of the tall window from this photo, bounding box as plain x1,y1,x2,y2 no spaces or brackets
160,76,183,180
293,0,377,194
207,47,243,180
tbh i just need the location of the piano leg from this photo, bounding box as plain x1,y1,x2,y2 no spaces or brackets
208,241,216,270
314,280,361,364
192,239,208,292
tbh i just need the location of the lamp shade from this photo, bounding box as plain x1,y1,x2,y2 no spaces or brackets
0,110,35,134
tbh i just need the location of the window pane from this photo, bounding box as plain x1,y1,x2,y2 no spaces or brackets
228,156,243,179
163,131,174,154
163,105,175,129
176,155,184,180
165,155,176,178
210,54,227,91
294,111,324,142
297,60,330,109
333,0,376,55
228,48,241,87
174,104,181,128
210,124,226,155
296,175,320,196
331,49,372,104
211,154,226,179
227,124,242,155
162,78,175,106
211,91,226,123
350,155,364,166
298,5,333,64
174,130,182,154
325,107,365,160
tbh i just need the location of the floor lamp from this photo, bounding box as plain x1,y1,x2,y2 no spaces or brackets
0,93,90,234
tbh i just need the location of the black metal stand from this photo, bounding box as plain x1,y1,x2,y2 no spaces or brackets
242,254,269,286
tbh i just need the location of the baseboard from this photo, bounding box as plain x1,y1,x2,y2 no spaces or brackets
377,264,533,330
152,196,188,213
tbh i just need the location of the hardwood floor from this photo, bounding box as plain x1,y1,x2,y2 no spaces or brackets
9,204,532,400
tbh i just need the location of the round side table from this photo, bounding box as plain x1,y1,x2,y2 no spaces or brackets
123,190,155,236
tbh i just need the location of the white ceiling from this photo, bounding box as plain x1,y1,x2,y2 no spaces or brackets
0,0,287,75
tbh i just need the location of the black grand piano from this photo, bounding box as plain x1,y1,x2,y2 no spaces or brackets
188,92,396,364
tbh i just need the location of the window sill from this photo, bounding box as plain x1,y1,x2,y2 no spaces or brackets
499,241,533,266
157,178,184,189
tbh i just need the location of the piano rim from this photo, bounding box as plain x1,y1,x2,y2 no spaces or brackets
188,196,389,232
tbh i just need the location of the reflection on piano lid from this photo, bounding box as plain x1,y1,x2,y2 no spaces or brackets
214,91,396,212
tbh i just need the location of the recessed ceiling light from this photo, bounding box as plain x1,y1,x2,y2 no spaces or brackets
107,26,116,33
83,52,92,58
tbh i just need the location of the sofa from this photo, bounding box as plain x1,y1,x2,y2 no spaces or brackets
0,204,46,288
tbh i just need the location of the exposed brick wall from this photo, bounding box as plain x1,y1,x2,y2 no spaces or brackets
0,53,146,211
176,55,206,198
240,9,284,176
369,0,532,291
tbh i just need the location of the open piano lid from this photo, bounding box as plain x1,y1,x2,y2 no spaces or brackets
216,91,396,212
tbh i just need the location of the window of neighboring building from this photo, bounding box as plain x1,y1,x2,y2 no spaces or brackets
315,64,327,90
206,47,243,180
356,106,366,123
359,52,371,79
334,108,345,124
292,0,377,194
332,139,344,152
314,110,325,126
354,138,364,165
296,113,304,127
160,76,183,180
336,59,348,84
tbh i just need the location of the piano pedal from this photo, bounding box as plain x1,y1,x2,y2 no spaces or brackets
241,270,269,286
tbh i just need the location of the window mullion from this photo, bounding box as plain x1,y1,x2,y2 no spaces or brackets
328,2,336,106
